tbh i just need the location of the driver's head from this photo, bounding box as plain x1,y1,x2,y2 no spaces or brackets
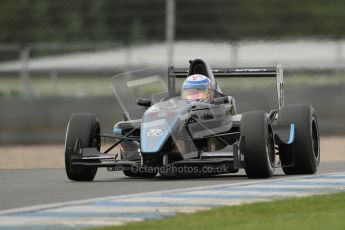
181,74,213,102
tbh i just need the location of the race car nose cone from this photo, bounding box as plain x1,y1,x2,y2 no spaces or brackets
141,120,171,153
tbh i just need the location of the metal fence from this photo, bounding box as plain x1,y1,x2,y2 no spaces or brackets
1,0,345,97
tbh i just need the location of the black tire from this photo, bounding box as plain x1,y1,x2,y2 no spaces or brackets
278,104,320,174
65,113,100,181
123,168,157,178
241,111,275,178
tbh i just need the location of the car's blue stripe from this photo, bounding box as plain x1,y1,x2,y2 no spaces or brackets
287,123,295,144
140,115,180,153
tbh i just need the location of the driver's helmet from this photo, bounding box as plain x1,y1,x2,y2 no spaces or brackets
181,74,214,102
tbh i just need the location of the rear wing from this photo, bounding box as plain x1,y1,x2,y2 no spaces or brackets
168,65,284,109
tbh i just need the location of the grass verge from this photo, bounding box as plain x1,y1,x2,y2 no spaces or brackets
94,192,345,230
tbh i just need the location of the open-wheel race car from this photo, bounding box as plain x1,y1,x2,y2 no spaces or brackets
64,59,320,181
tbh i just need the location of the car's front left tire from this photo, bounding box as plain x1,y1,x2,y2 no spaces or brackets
240,111,275,178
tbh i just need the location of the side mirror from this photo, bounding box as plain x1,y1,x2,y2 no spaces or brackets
211,96,236,115
211,96,229,105
137,98,151,108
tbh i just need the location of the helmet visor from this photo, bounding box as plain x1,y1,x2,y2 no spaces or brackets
182,88,209,101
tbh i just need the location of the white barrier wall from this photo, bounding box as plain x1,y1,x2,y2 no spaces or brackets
0,40,344,73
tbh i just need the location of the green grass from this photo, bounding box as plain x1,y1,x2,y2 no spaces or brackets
93,192,345,230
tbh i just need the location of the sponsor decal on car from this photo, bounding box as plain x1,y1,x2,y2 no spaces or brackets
147,128,164,136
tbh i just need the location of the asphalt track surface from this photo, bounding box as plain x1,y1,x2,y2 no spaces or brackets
1,161,345,211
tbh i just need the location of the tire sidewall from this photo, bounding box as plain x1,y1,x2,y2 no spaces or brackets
241,111,275,178
278,104,320,174
64,113,100,180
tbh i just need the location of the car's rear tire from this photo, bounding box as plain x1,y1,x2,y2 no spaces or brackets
65,113,100,181
278,104,320,174
241,111,275,178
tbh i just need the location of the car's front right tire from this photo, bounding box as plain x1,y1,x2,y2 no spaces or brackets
65,113,100,181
